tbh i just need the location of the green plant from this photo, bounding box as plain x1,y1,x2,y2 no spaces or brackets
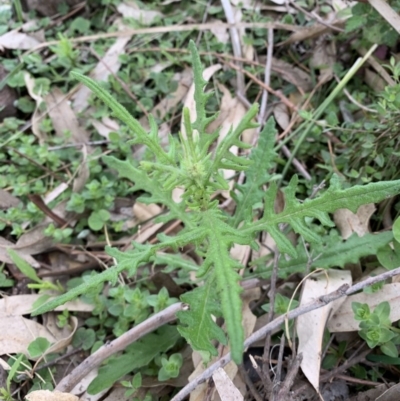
0,354,25,401
32,41,400,366
352,301,400,357
121,372,142,398
157,353,183,381
346,2,399,46
7,249,63,292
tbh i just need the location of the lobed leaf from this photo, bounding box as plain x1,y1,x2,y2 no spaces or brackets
231,117,278,227
253,231,393,278
32,245,153,315
242,175,400,257
103,155,190,226
177,279,226,359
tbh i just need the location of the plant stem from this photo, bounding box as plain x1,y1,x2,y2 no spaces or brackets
278,43,378,185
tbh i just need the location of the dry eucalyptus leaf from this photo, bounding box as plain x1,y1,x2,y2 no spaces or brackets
273,103,290,130
133,202,162,222
364,69,387,92
90,117,120,140
0,294,94,317
45,88,90,144
0,316,57,355
73,20,132,112
117,2,163,24
0,189,20,209
0,237,40,267
310,36,336,84
213,368,244,401
376,382,400,401
25,390,79,401
45,316,78,356
24,72,47,143
139,68,193,130
0,30,41,50
334,204,376,240
297,269,352,393
14,223,54,255
281,21,344,45
270,57,313,92
209,19,230,43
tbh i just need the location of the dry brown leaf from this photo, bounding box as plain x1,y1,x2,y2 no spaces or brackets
0,189,20,209
376,382,400,401
14,223,54,255
0,29,41,50
139,68,193,130
281,20,344,45
310,36,336,84
117,1,163,24
209,19,230,44
269,57,313,92
26,390,79,401
45,316,78,355
213,368,244,401
273,103,290,130
0,294,94,317
334,204,375,240
45,88,90,144
43,183,69,204
0,237,40,267
0,294,91,356
0,316,57,355
90,117,120,140
297,269,352,393
24,72,47,143
73,20,132,112
72,145,90,194
364,69,387,92
328,283,400,332
230,244,251,267
133,202,162,222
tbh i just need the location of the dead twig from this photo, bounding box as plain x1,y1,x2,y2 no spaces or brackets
55,302,186,392
171,265,400,401
275,353,303,401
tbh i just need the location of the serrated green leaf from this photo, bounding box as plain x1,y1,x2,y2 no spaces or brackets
32,246,153,315
242,175,400,257
255,231,393,278
177,279,226,359
232,117,278,227
87,326,180,394
103,155,189,226
188,40,217,136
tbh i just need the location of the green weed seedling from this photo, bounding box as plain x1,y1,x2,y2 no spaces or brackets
7,249,63,292
32,40,400,364
352,301,400,358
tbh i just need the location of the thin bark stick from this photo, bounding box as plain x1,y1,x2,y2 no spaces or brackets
55,303,186,392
